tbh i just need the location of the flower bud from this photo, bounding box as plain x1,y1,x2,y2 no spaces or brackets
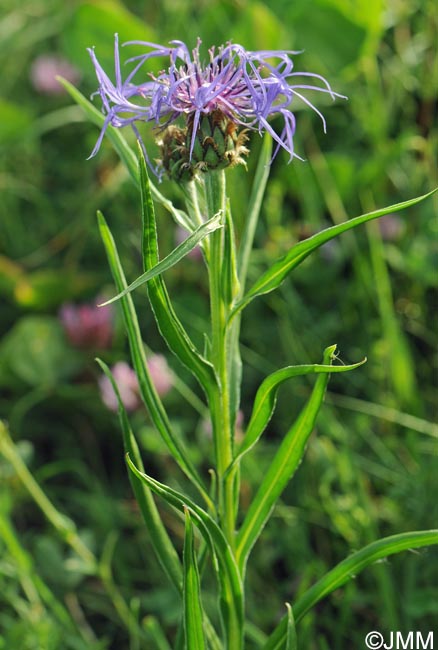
158,110,249,182
158,125,194,182
187,110,249,173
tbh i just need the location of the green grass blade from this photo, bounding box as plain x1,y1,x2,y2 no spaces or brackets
263,530,438,650
101,212,222,307
138,147,218,400
183,509,207,650
126,455,244,648
203,617,223,650
236,345,337,572
97,211,212,509
0,422,95,569
96,359,183,592
230,189,437,319
0,509,76,631
326,393,438,438
237,134,272,293
228,355,366,473
143,616,173,650
366,219,417,407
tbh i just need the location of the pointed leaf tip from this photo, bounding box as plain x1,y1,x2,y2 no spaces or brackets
102,211,222,306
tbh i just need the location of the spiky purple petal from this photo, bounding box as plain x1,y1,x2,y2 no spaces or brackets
87,35,346,173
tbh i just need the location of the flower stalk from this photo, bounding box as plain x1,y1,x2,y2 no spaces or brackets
203,170,237,546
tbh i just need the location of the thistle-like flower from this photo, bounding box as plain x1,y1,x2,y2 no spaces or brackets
88,35,345,179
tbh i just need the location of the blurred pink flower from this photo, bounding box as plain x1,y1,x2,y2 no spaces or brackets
147,354,173,397
99,355,173,412
378,214,404,241
99,362,140,412
59,298,113,349
30,55,81,95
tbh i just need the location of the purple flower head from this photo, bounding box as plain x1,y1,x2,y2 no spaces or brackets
88,36,345,175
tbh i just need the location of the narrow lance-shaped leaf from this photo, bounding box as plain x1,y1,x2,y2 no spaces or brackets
227,356,366,474
230,189,437,320
236,345,337,572
100,212,222,306
263,530,438,650
126,455,244,647
59,78,191,229
183,509,206,650
285,604,297,650
138,147,218,401
96,359,182,592
97,211,213,510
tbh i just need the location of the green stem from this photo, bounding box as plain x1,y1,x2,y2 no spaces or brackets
187,171,244,649
183,179,205,228
204,171,236,546
182,179,211,261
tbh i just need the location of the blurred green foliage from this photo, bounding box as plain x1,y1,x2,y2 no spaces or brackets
0,0,437,648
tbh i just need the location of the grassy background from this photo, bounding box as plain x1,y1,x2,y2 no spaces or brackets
0,0,437,648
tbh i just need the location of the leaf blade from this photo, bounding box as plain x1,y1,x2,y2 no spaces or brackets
231,189,437,319
96,359,183,592
101,213,222,307
236,345,337,571
285,603,297,650
263,530,438,650
229,356,366,473
97,211,212,509
138,147,218,400
126,455,244,645
183,509,207,650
